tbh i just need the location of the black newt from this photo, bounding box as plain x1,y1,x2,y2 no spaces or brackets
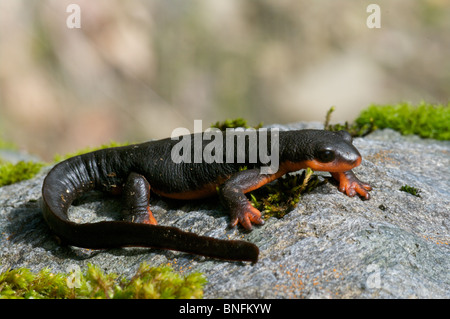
42,129,371,262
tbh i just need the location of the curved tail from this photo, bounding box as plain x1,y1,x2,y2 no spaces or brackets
41,154,259,262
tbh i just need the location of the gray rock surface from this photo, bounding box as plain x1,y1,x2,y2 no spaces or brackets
1,124,449,298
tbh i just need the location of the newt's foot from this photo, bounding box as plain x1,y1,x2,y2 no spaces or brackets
230,201,264,231
331,171,372,200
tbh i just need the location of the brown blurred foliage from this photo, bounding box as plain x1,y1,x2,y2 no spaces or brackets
0,0,449,160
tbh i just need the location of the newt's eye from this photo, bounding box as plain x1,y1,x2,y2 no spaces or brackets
317,149,335,162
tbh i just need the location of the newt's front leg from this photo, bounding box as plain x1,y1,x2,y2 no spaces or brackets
331,170,372,200
220,169,277,230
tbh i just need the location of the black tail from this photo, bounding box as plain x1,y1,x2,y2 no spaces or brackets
44,218,259,262
41,154,259,262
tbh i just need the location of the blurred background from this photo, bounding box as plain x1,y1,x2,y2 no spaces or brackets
0,0,449,160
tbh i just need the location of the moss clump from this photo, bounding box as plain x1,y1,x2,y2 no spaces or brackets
249,168,324,219
211,117,263,130
0,267,69,299
356,102,450,140
0,263,206,299
324,106,376,137
0,160,44,187
399,184,421,198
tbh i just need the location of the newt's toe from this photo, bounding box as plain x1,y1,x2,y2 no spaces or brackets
230,203,264,231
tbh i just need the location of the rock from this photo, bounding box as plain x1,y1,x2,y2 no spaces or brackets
0,126,449,298
0,149,41,164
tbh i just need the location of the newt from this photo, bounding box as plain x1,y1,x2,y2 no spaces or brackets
42,129,371,262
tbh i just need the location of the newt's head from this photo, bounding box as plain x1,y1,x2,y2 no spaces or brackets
282,130,362,173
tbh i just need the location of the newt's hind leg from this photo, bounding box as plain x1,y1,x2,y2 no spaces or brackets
122,172,157,225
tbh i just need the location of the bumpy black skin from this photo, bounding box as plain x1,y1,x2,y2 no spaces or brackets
41,129,371,262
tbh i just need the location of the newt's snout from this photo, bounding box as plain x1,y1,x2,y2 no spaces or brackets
343,148,362,167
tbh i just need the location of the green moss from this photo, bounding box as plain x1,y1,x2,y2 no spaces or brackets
356,102,450,140
0,160,44,187
211,117,263,130
400,185,421,198
0,263,206,299
0,267,68,299
249,168,325,219
0,138,42,187
324,106,377,137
